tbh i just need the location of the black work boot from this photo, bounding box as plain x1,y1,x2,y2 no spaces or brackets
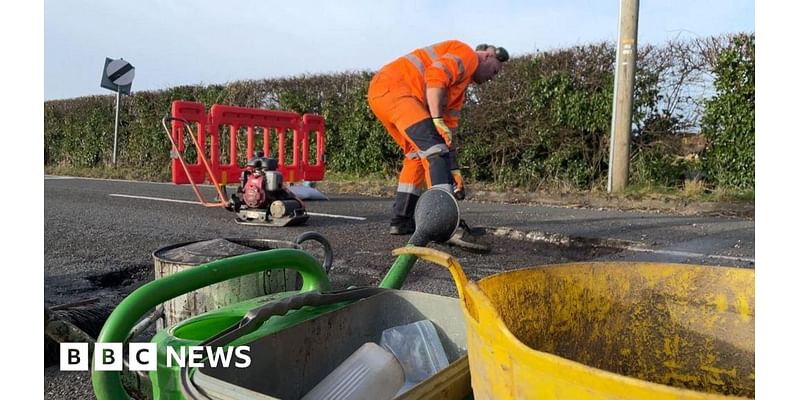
389,216,416,235
445,219,490,253
390,191,419,235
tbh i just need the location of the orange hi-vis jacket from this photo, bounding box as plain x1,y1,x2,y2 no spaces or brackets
378,40,479,131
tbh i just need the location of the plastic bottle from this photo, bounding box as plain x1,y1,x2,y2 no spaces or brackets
379,320,450,394
301,342,404,400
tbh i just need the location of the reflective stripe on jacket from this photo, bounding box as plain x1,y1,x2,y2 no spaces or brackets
377,40,478,130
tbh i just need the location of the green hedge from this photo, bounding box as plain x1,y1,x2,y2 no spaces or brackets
44,35,754,191
700,34,755,189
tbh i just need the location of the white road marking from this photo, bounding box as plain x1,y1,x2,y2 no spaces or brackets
306,212,366,221
109,194,201,205
108,194,367,220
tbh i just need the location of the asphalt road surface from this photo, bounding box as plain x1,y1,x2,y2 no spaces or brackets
43,176,755,399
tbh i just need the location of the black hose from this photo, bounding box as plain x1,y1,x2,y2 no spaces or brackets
294,231,334,273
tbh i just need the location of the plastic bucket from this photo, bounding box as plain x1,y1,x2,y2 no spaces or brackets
395,247,755,400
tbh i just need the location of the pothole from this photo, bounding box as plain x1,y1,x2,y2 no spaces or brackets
488,226,639,251
437,229,627,276
84,264,151,288
438,227,629,267
45,264,153,367
45,305,116,367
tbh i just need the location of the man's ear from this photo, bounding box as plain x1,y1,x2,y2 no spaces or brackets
495,46,509,62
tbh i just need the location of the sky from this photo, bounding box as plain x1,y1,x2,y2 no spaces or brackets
44,0,754,100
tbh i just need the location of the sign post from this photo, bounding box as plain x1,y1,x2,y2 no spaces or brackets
100,58,135,165
113,86,121,165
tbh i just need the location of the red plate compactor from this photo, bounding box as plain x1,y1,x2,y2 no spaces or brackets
226,151,310,227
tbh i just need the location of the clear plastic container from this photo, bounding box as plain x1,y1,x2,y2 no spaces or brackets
300,342,404,400
379,319,450,394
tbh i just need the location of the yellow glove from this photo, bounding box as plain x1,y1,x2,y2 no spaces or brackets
432,117,453,146
452,169,465,200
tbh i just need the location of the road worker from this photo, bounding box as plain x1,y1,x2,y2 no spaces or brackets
368,40,509,236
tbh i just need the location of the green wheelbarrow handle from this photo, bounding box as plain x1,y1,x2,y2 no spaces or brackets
92,248,331,400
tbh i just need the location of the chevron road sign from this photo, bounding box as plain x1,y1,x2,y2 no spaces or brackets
100,57,134,95
100,57,136,164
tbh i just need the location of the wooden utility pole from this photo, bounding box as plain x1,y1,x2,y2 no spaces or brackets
607,0,640,193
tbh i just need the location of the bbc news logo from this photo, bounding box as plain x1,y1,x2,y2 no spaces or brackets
60,343,251,371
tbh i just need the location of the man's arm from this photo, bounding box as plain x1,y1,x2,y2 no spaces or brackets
426,86,447,118
427,86,465,198
426,86,454,146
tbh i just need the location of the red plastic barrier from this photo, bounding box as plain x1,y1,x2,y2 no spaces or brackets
301,114,326,182
170,101,208,185
169,101,326,185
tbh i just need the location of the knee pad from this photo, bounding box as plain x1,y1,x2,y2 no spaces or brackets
426,153,452,186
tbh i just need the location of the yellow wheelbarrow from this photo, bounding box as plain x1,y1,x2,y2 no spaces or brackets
394,247,755,400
